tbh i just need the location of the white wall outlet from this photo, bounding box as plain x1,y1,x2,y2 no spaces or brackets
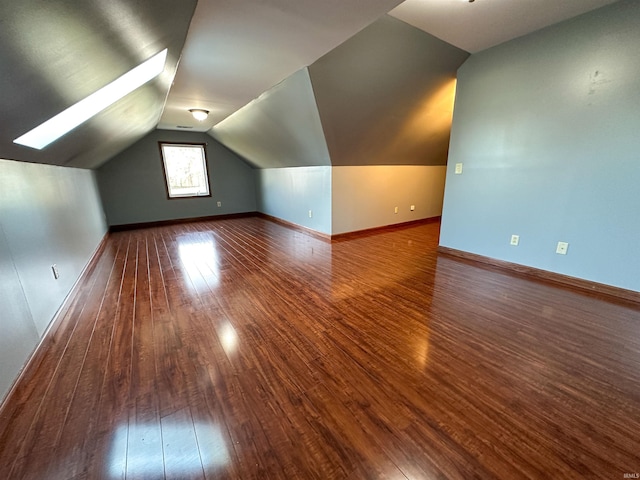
51,264,60,280
394,206,398,214
217,201,222,207
556,241,569,255
454,163,463,175
510,235,519,246
410,205,415,211
308,210,313,218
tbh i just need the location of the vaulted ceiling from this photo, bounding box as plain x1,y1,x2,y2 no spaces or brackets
0,0,620,169
211,15,470,169
0,0,197,168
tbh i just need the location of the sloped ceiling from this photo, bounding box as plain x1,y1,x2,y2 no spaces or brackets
389,0,621,54
213,15,469,169
158,0,406,131
309,16,469,167
1,0,620,170
0,0,196,168
159,0,619,134
211,69,331,169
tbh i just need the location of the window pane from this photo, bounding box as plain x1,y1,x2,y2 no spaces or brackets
160,143,210,198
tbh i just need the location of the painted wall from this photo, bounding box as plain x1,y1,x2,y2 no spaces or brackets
440,0,640,292
256,166,331,235
0,158,107,401
332,166,446,235
211,68,331,169
97,130,257,226
309,15,468,167
208,15,467,237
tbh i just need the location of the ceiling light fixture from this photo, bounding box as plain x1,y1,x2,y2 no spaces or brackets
189,109,209,121
14,49,168,150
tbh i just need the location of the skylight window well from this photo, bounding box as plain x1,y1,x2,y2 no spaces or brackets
14,48,168,150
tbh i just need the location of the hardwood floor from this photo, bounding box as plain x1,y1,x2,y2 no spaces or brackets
1,217,639,479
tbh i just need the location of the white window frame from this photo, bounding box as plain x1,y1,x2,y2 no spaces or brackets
159,142,211,199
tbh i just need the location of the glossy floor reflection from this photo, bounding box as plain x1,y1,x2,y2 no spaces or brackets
109,418,230,478
1,217,639,479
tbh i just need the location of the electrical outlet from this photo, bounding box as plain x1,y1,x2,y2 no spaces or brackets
510,235,519,246
410,205,415,211
51,264,60,280
556,241,569,255
308,210,313,218
217,201,222,207
394,206,398,214
454,163,463,175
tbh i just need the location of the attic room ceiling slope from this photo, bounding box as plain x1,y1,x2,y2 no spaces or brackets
157,0,406,132
2,0,623,170
211,68,331,169
309,15,469,167
390,0,621,53
0,0,197,169
211,15,469,169
159,0,621,135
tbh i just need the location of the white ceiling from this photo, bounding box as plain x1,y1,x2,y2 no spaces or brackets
159,0,620,132
157,0,405,131
390,0,621,54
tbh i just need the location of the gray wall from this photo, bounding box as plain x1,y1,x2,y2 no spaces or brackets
0,158,107,401
97,130,257,226
211,68,331,169
256,166,332,235
440,0,640,292
309,15,469,167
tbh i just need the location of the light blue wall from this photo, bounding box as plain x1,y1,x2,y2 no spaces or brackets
0,159,107,401
256,166,332,235
440,0,640,292
97,130,257,226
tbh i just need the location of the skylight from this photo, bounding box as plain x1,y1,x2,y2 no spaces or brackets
14,48,168,150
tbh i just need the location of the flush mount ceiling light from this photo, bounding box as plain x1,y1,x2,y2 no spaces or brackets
14,49,168,150
189,109,209,121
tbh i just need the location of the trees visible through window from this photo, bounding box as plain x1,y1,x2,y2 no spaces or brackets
160,142,211,198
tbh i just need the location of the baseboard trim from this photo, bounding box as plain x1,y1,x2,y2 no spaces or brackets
331,216,441,242
256,213,331,242
437,246,640,305
109,212,257,232
0,231,110,412
111,212,442,243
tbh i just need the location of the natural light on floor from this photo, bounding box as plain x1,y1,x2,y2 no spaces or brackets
177,236,220,291
108,421,230,478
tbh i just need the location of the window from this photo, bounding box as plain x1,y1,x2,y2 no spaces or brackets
160,142,211,198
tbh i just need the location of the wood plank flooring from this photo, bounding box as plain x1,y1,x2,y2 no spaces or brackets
1,217,639,479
